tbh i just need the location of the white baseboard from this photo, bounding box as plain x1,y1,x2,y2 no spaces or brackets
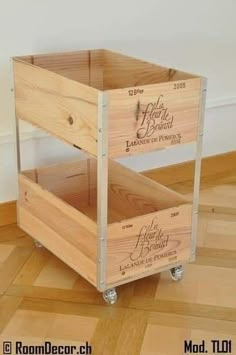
0,127,48,145
206,96,236,109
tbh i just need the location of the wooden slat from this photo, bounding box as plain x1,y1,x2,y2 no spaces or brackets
0,242,34,295
107,204,192,286
199,185,236,215
0,296,23,334
13,59,99,155
107,78,202,157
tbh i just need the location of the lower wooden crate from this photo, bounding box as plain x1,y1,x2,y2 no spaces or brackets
18,157,193,289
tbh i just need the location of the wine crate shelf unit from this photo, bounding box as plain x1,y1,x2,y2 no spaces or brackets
13,49,206,300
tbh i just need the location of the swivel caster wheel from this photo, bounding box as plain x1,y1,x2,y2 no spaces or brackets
34,239,43,248
103,288,117,305
169,265,184,281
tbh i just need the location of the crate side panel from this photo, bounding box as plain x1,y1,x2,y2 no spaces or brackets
13,59,98,155
34,158,94,210
104,50,196,89
19,173,97,242
108,159,188,219
33,51,90,84
108,78,201,157
18,174,97,284
22,160,99,225
33,49,104,89
18,206,96,286
107,204,192,286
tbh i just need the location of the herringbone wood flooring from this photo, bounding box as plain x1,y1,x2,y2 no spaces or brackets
0,152,236,355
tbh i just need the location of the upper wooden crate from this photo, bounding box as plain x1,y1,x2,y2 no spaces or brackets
13,49,202,158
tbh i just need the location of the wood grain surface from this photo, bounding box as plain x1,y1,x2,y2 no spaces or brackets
108,77,202,157
13,58,98,155
107,204,192,287
18,173,97,286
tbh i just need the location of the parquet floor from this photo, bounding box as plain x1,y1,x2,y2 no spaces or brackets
0,152,236,355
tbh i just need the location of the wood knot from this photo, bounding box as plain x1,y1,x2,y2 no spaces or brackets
135,100,141,122
68,116,74,125
24,191,28,202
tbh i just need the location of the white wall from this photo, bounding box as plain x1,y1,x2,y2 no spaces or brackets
0,0,236,202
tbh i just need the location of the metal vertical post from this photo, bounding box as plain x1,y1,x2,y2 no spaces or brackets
10,58,22,230
11,59,21,173
191,77,207,260
97,92,108,291
15,115,21,173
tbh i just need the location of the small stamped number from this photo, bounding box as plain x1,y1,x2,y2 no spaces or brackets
174,82,186,90
122,224,133,230
171,211,179,218
128,88,144,96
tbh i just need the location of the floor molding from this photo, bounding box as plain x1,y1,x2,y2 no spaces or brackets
143,150,236,185
0,201,17,227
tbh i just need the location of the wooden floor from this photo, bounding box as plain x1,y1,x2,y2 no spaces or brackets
0,152,236,355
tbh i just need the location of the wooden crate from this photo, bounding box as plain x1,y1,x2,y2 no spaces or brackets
13,49,202,158
18,157,192,289
13,49,206,296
